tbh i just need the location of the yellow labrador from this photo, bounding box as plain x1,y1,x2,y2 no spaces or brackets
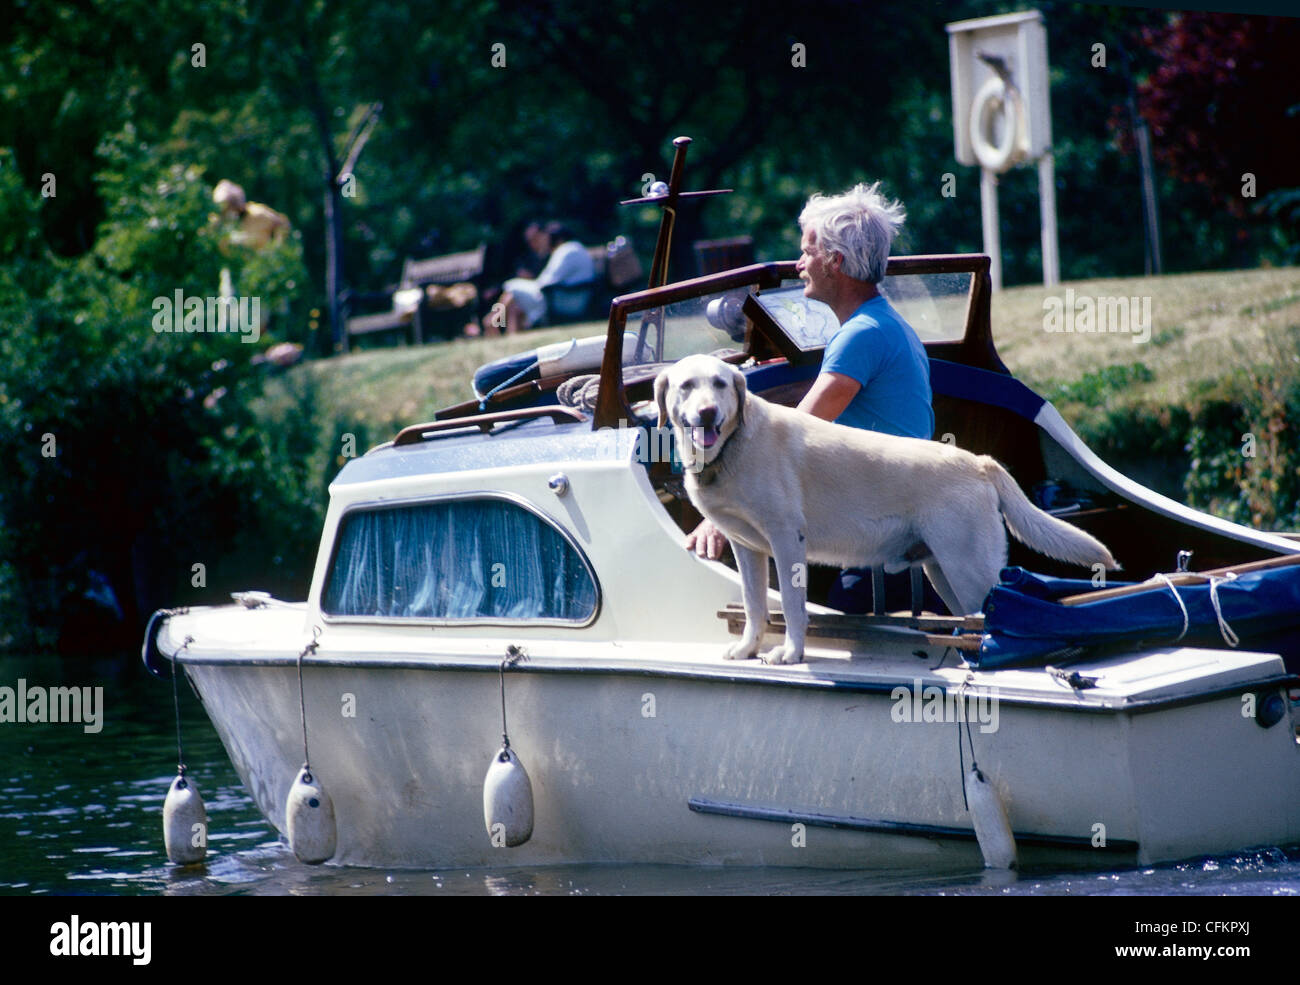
655,354,1118,665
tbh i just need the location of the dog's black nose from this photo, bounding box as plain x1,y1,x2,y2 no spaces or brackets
696,406,718,427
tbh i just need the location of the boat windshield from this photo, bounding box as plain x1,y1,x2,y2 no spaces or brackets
880,271,973,344
610,262,973,376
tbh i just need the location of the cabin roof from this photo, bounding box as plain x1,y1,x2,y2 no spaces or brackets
332,415,627,486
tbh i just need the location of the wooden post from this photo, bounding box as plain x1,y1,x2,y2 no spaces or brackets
980,167,1002,292
1038,152,1060,286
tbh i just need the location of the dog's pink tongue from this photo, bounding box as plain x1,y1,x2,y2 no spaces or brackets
694,426,719,449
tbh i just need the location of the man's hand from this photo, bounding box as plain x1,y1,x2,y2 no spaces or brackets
685,518,728,560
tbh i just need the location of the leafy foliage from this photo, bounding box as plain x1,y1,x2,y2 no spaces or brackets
1183,329,1300,530
0,136,312,650
1110,12,1300,265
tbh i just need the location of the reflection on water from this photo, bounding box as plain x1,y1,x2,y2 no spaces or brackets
2,652,1298,896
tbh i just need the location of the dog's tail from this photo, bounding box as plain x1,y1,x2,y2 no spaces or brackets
983,458,1120,570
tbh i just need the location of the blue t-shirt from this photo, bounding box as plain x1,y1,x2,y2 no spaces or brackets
820,295,933,439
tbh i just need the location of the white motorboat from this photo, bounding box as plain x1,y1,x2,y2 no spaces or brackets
142,243,1300,872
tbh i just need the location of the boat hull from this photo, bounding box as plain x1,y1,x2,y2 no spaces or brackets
177,645,1300,870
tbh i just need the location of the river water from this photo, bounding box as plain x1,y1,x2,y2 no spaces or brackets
2,650,1298,897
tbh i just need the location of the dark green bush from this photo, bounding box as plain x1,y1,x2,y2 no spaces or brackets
0,137,317,651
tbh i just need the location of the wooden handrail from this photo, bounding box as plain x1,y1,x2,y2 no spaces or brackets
608,262,789,315
1058,551,1300,606
393,406,586,446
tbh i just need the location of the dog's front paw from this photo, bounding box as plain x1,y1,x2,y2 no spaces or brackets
760,642,803,665
725,638,760,661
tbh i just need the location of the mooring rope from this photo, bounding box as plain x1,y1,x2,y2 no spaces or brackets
297,627,321,776
556,374,601,412
1207,573,1240,647
1153,573,1190,643
956,677,979,811
172,635,194,781
498,645,528,754
1154,571,1240,647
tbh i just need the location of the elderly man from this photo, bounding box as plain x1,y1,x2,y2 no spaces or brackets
686,182,935,610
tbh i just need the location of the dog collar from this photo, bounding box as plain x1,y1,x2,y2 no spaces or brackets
690,439,730,486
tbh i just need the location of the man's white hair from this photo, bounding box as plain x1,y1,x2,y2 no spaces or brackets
798,182,906,285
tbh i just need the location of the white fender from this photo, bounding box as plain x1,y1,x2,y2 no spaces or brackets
483,746,534,847
969,76,1028,173
966,767,1017,869
285,766,337,864
162,773,208,865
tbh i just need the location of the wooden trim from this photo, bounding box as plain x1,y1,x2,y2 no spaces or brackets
1058,551,1300,607
717,603,983,637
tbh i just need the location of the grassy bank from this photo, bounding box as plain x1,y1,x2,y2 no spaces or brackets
256,265,1300,530
991,267,1300,525
993,267,1300,437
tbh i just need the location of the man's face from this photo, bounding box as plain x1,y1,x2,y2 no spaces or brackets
796,228,836,303
524,225,551,256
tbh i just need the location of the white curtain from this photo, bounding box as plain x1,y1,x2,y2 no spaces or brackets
324,500,596,620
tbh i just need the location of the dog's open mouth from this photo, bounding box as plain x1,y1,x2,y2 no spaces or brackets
693,425,720,449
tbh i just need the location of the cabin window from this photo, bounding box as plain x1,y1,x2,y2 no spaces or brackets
323,498,597,622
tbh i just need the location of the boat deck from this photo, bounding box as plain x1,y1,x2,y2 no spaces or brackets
158,600,1296,717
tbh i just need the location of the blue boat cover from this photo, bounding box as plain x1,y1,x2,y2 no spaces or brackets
975,565,1300,670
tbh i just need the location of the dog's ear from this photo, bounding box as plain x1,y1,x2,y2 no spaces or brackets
730,363,748,423
653,369,671,429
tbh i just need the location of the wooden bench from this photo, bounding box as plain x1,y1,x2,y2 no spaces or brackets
344,243,487,349
401,244,487,291
346,237,643,344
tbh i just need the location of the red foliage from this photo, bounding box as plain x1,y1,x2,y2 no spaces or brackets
1111,13,1300,218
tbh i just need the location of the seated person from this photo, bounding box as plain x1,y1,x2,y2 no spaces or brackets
686,182,940,613
487,221,595,335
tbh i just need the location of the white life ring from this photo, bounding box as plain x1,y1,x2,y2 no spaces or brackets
969,75,1028,173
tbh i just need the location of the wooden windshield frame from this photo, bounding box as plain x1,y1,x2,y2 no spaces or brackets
592,253,999,429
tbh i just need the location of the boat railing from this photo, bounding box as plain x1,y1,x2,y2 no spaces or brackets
391,406,588,446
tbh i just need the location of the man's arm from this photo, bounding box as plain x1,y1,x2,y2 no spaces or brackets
796,371,862,422
535,241,593,289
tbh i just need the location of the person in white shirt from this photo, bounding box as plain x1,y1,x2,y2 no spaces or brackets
489,221,596,334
